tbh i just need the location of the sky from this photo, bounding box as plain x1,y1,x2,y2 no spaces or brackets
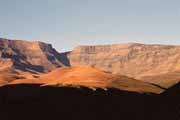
0,0,180,52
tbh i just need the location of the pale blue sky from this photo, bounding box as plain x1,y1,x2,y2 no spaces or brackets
0,0,180,51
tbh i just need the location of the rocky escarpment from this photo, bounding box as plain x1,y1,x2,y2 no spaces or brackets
68,43,180,82
0,38,67,73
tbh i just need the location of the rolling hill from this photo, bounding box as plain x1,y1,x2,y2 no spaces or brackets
10,66,163,94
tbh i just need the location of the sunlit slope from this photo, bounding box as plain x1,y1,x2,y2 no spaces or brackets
0,72,22,86
10,66,163,94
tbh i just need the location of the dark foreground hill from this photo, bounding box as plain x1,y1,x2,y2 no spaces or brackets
0,84,180,120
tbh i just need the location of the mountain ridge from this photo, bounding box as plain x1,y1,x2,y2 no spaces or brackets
0,38,180,90
67,42,180,88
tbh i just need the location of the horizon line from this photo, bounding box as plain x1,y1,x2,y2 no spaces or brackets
1,37,180,52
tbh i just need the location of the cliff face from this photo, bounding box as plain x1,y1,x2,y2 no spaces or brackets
0,38,66,73
68,43,180,80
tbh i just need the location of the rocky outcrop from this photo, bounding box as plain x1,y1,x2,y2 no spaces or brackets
0,38,66,73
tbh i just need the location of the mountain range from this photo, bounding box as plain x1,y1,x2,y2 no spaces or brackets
0,38,180,93
1,38,180,120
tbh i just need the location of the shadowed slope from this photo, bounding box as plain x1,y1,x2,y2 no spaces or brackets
109,75,164,93
0,84,179,120
0,84,152,120
162,82,180,96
